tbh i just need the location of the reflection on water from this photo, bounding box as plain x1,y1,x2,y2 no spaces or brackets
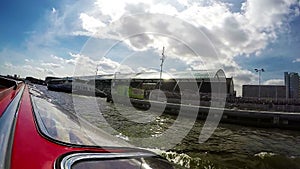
31,85,300,169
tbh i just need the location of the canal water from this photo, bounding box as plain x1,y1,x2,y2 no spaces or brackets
32,84,300,169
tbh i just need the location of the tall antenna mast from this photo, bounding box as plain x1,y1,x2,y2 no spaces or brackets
95,64,98,75
159,46,166,89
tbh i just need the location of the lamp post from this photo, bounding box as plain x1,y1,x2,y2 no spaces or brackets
254,68,264,99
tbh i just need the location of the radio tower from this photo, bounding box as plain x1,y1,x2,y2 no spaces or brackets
159,47,166,89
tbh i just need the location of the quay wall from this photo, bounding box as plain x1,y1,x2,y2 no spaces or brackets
127,98,300,130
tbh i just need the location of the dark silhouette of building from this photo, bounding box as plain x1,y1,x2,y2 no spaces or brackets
25,77,46,85
284,72,300,100
242,85,286,100
45,76,62,84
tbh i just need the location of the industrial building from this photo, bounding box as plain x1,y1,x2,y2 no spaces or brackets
242,72,300,101
284,72,300,100
45,70,236,101
242,85,286,100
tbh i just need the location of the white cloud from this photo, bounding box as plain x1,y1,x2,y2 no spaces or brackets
23,65,34,69
2,62,57,78
263,79,284,85
52,7,56,14
169,68,177,72
79,13,106,34
74,0,298,61
292,58,300,63
51,54,65,62
2,0,299,95
242,0,293,30
96,57,134,75
69,0,298,95
137,67,158,73
41,62,62,68
36,67,44,72
45,69,55,75
4,62,13,68
97,57,119,70
66,52,134,76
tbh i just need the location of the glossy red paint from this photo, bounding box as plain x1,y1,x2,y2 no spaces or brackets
11,85,123,169
0,87,18,116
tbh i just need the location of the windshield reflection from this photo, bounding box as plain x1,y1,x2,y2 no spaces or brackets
31,95,131,147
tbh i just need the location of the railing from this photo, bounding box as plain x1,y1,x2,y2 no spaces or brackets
0,85,24,169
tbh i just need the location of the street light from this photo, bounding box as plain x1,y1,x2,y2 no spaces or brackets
254,68,265,99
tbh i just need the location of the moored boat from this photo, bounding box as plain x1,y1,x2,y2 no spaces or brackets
47,78,72,93
47,77,107,97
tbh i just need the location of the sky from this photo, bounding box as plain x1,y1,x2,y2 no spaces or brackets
1,0,300,95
